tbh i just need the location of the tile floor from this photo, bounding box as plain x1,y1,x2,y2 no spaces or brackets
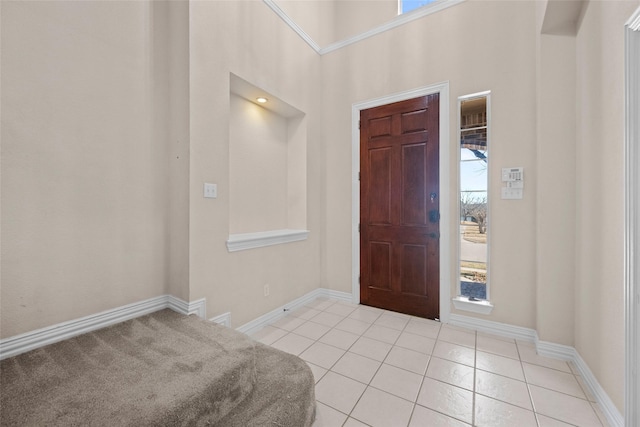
250,297,610,427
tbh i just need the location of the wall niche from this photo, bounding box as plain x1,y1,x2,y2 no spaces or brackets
227,74,308,252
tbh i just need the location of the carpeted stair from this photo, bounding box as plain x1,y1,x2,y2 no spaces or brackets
0,309,316,426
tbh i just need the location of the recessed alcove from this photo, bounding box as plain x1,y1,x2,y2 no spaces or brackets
227,74,308,252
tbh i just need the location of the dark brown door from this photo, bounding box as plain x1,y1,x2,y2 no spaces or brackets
360,94,440,319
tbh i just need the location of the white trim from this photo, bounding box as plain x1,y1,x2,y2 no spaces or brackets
448,313,536,343
351,82,451,323
209,312,232,328
263,0,465,56
262,0,321,53
236,288,352,336
449,313,623,427
573,350,624,427
0,295,206,360
535,339,575,361
451,297,494,315
625,7,640,427
226,229,309,252
167,295,207,318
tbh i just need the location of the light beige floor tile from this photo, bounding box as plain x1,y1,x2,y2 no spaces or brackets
426,357,475,391
306,362,328,384
350,336,393,362
404,319,441,339
332,351,381,384
432,341,475,367
271,315,308,331
351,387,414,427
290,306,322,320
343,417,370,427
370,363,423,402
300,341,346,369
591,401,612,427
312,402,348,427
315,371,367,414
250,325,287,345
523,363,586,398
416,378,473,424
270,332,315,356
319,328,360,350
363,324,402,344
348,308,382,323
335,317,372,336
476,334,519,360
529,384,602,426
312,311,346,328
478,331,516,343
475,369,532,410
474,394,538,427
396,331,436,354
476,350,525,381
517,343,571,372
374,313,410,331
437,327,476,348
384,310,412,320
305,298,336,311
384,346,430,375
441,324,474,333
536,414,577,427
293,321,332,341
409,405,471,427
325,303,357,317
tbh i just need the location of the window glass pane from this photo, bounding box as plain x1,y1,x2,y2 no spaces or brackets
459,95,488,301
400,0,437,14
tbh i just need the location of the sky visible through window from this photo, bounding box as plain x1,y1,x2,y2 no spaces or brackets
400,0,437,14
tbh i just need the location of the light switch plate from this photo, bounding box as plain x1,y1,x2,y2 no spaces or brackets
502,187,523,199
204,183,217,199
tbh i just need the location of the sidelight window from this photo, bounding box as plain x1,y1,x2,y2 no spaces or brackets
454,91,493,314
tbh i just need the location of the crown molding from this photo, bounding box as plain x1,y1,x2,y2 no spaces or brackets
263,0,466,56
263,0,321,53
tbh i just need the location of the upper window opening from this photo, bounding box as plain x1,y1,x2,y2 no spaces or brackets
399,0,438,14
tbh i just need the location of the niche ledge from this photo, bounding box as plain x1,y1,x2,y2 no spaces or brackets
226,229,310,252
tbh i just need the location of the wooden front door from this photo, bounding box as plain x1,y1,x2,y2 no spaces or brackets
360,94,440,319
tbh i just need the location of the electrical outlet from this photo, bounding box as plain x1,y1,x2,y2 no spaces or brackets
264,284,270,297
203,183,217,199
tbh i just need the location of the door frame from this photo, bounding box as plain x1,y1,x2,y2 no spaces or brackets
351,82,451,323
625,6,640,426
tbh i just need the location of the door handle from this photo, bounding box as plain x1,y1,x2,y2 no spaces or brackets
429,210,440,223
423,232,440,239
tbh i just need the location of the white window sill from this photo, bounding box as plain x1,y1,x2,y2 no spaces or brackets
452,296,494,315
226,229,309,252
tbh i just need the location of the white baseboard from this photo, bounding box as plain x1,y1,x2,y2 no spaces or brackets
449,313,623,427
209,312,231,328
449,313,537,343
0,295,206,360
236,287,351,336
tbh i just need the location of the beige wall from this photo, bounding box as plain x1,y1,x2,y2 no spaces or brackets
574,0,639,412
187,0,323,327
1,1,174,336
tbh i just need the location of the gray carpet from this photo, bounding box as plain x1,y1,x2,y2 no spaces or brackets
0,309,316,426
